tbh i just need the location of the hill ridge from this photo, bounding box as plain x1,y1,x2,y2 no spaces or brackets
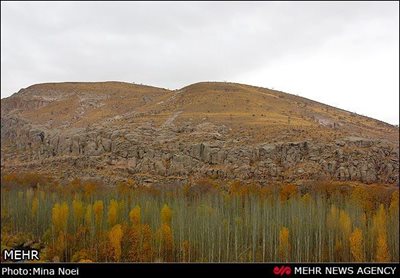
1,80,398,186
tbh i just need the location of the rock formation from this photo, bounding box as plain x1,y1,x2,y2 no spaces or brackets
1,81,398,186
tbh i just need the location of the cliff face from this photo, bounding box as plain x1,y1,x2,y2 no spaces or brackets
1,81,398,185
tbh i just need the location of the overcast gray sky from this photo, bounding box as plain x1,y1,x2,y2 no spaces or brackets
1,1,399,124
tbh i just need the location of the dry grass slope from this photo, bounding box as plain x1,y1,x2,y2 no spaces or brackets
2,81,398,144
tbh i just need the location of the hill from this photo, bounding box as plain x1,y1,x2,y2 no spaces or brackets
1,81,398,185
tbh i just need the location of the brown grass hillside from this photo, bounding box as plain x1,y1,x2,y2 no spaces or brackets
2,81,398,145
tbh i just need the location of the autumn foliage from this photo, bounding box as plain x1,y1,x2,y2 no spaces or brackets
278,226,290,261
349,228,364,262
373,205,390,262
129,205,141,226
1,175,398,262
52,202,69,234
109,224,123,261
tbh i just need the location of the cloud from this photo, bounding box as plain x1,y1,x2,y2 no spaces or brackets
1,1,398,124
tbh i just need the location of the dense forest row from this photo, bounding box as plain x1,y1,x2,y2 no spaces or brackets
1,173,398,262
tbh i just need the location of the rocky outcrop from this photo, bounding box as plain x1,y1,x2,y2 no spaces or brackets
1,81,398,186
2,115,398,185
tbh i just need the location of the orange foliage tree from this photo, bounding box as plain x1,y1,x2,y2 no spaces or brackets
278,226,290,261
109,224,123,261
280,184,297,202
349,228,364,262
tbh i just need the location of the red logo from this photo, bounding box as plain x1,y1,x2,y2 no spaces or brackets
273,265,292,276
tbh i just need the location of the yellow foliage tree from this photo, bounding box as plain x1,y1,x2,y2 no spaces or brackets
126,206,142,262
127,221,154,262
108,224,123,262
52,202,69,234
54,232,66,260
373,204,390,262
158,203,174,261
339,210,352,237
108,199,119,226
278,226,290,261
376,233,390,262
127,224,141,261
129,205,141,226
373,204,387,231
349,228,364,262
